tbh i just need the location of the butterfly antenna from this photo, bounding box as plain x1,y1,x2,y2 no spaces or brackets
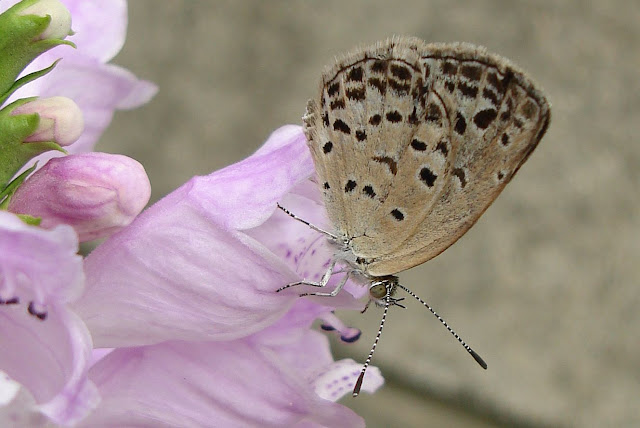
353,290,391,397
397,284,487,369
277,203,337,240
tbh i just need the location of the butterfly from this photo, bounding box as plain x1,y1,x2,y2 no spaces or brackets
279,36,550,396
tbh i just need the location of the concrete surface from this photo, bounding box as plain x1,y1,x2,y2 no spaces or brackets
102,1,640,426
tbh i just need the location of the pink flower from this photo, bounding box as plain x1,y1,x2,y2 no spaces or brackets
0,211,98,425
8,152,151,242
69,126,382,424
73,126,366,346
1,0,157,154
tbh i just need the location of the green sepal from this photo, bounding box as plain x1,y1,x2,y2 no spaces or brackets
0,161,36,208
16,214,42,226
0,60,59,106
0,98,65,186
0,0,75,99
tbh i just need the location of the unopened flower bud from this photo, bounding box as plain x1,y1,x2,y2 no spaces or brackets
8,152,151,242
11,96,83,146
19,0,72,40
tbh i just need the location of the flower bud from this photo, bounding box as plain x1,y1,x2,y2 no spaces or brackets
8,152,151,242
18,0,72,40
11,96,83,146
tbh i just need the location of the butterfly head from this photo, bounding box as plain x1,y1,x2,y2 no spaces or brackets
367,275,404,308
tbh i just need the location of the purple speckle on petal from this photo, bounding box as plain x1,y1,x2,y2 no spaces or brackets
320,323,336,331
340,329,362,343
0,296,20,305
27,301,47,320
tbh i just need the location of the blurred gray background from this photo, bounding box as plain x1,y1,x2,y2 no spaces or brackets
102,1,639,427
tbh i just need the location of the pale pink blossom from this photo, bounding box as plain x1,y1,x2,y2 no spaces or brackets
0,211,98,425
9,152,151,242
70,126,382,425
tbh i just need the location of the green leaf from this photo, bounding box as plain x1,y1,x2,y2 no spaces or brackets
0,161,36,208
0,60,59,106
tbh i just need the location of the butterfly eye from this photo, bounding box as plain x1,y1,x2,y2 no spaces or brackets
368,283,387,300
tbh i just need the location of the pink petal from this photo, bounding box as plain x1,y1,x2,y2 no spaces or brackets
73,127,312,347
0,211,83,304
20,58,157,154
0,213,97,424
61,0,127,62
83,340,364,428
189,125,312,230
0,304,99,425
312,359,384,401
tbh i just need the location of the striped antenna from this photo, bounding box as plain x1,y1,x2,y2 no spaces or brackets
397,284,487,369
353,286,391,397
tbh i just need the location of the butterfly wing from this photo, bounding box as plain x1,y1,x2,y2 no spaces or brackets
305,39,447,251
364,41,550,276
304,38,550,277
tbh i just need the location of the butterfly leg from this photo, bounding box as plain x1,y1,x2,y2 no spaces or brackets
276,260,336,293
300,270,350,298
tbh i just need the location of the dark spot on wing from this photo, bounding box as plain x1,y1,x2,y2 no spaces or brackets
453,168,467,188
322,141,333,154
442,61,458,75
460,64,483,81
482,87,499,106
435,141,448,156
420,166,437,187
368,77,387,94
373,156,398,175
333,119,351,134
426,102,442,122
371,60,388,73
458,81,479,99
347,66,364,82
327,82,340,97
391,209,405,221
388,79,411,95
344,180,357,193
411,139,427,151
346,87,366,101
330,99,345,110
363,185,376,198
445,81,455,93
386,111,403,123
390,64,412,80
473,108,498,129
454,112,467,135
